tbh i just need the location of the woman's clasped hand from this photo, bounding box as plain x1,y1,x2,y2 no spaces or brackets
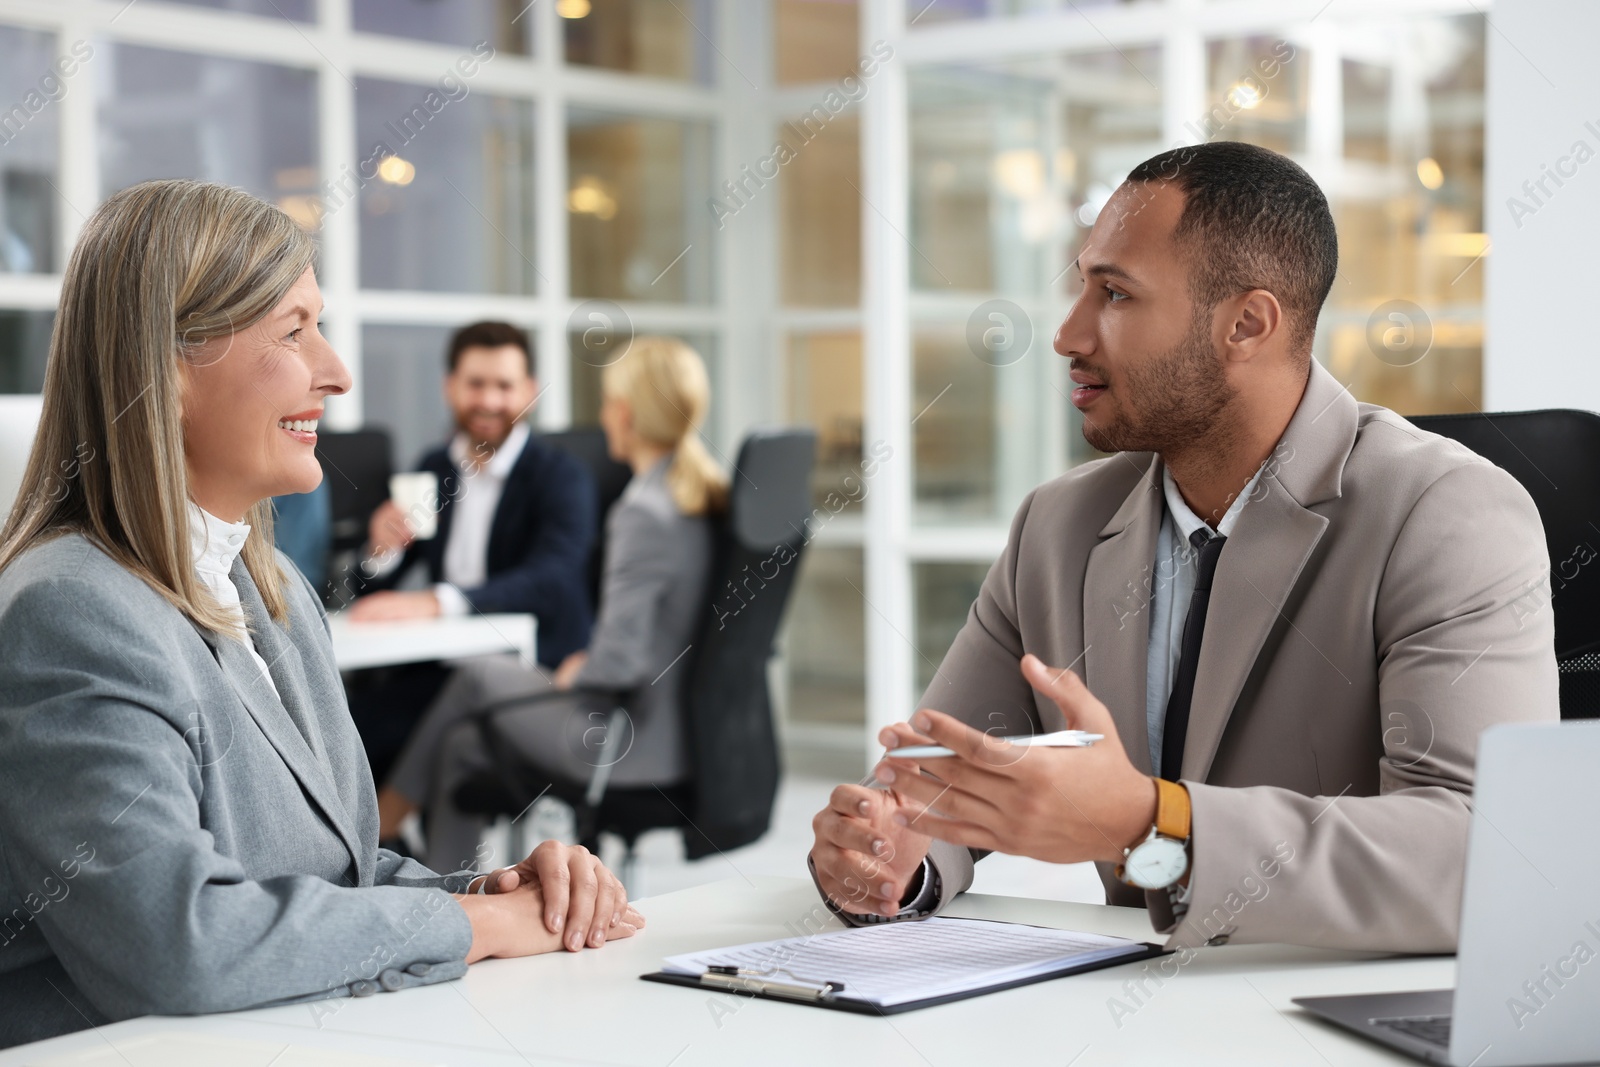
456,841,646,961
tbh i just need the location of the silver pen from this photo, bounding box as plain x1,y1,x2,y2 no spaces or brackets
886,729,1103,759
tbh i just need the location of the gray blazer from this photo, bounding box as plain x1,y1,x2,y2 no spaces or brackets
0,533,474,1049
571,457,714,786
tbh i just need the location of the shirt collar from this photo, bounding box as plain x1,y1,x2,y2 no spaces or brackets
1162,464,1263,542
448,421,530,479
187,500,252,578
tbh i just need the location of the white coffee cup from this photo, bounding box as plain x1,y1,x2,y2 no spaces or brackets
389,471,440,540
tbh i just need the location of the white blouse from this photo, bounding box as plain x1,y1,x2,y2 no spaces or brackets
187,502,280,700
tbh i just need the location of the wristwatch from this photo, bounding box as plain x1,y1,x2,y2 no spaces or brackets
1117,778,1191,890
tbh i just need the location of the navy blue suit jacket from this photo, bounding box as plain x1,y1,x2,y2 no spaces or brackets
372,432,596,668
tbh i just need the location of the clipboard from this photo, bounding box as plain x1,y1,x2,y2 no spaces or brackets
641,939,1169,1016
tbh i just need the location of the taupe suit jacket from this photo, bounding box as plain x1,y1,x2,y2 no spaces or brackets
841,363,1558,952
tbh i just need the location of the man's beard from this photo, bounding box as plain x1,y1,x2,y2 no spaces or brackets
1078,315,1238,457
457,410,514,451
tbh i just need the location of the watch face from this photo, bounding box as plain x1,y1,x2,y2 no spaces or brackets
1124,836,1188,890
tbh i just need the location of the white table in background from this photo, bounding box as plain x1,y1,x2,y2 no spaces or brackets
2,876,1453,1066
327,613,536,671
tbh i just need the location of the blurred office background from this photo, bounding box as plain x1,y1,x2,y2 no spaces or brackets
2,0,1582,894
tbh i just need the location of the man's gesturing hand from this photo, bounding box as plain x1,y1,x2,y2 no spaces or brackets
872,654,1157,866
810,780,931,918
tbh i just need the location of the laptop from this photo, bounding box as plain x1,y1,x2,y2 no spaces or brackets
1294,721,1600,1066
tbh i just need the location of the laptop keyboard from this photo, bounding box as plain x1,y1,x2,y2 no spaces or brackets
1373,1014,1452,1048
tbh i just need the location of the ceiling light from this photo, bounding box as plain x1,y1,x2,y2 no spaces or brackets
1416,157,1444,190
992,149,1045,199
276,195,323,231
1227,81,1263,110
557,0,592,17
376,155,415,186
1424,232,1488,257
568,176,617,220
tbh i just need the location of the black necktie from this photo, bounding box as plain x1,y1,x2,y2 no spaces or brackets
1160,528,1227,782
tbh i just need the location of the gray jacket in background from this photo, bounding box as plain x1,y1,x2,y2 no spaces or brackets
390,458,717,873
571,457,715,785
0,533,474,1049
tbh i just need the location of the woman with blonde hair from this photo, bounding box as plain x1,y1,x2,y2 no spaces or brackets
377,336,727,873
0,180,640,1049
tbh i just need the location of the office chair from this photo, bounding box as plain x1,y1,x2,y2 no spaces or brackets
543,426,634,608
455,428,818,884
314,428,393,606
315,429,394,553
1410,409,1600,719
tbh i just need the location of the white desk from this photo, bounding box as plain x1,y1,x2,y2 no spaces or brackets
3,876,1452,1066
327,613,536,671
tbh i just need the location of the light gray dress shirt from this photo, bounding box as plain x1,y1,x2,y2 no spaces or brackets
1144,466,1262,772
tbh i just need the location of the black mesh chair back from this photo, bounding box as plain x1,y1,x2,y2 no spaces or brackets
314,429,393,554
543,427,634,607
1409,410,1600,719
676,428,817,857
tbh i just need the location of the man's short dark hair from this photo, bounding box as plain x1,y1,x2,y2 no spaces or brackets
1124,141,1338,359
446,320,534,376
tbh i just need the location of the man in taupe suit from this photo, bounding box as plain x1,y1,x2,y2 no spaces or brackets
810,141,1557,953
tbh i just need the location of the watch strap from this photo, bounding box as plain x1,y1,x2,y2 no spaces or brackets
1154,778,1191,841
845,859,943,923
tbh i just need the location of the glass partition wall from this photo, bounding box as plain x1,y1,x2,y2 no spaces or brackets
852,0,1489,765
0,0,736,444
0,0,1489,772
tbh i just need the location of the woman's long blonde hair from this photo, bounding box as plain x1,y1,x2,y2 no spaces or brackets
601,336,728,517
0,179,316,631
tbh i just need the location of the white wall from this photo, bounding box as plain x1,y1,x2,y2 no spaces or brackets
0,394,42,517
1485,0,1600,411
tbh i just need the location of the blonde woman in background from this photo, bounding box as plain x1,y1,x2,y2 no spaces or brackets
0,181,641,1049
378,337,727,874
